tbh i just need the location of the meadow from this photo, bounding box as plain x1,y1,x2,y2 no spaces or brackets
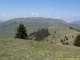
0,38,80,60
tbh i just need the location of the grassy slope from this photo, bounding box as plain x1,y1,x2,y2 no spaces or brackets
44,26,80,45
0,38,80,60
0,27,80,60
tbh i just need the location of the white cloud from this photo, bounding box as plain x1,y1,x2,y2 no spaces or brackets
31,12,35,15
72,14,75,16
31,12,40,17
24,16,27,18
22,11,27,14
36,13,39,17
2,14,5,17
57,16,60,18
49,7,53,10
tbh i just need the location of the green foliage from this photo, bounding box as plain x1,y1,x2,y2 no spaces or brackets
74,34,80,47
64,39,65,42
60,39,68,45
72,35,74,38
63,42,68,45
54,31,56,33
65,36,68,40
29,28,50,41
46,38,48,41
60,39,64,43
69,27,73,29
15,24,28,39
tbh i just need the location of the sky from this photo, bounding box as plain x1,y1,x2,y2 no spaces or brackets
0,0,80,22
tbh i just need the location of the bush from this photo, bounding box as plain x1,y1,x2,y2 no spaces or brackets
74,34,80,47
64,39,65,42
72,35,74,38
65,36,68,40
60,39,64,43
63,42,68,45
54,31,56,33
69,27,74,29
47,38,48,41
29,28,50,41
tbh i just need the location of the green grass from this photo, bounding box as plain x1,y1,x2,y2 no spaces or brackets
0,38,80,60
45,26,80,45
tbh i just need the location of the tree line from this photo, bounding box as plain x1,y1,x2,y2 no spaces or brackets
15,24,50,41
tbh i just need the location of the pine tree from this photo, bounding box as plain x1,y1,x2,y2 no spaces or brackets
29,28,50,41
15,24,28,39
74,34,80,47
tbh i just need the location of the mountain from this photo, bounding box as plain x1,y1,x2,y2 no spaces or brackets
0,17,80,38
0,19,5,22
71,21,80,25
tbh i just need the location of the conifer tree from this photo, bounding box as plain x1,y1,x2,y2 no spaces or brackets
74,34,80,47
15,24,28,39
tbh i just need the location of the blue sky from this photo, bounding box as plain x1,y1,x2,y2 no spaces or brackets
0,0,80,22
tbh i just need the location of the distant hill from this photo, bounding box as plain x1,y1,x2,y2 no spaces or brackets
0,19,4,22
71,21,80,25
44,26,80,45
0,17,80,38
29,26,80,45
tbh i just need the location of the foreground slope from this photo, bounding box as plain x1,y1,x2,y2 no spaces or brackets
0,39,80,60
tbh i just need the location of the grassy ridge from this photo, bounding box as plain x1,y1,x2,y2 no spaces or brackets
0,39,80,60
45,26,80,45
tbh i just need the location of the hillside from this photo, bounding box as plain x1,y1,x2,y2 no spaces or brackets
0,17,80,38
28,26,80,45
71,21,80,25
0,17,69,38
43,26,80,45
0,38,80,60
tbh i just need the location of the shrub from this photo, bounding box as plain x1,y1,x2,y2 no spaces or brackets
74,34,80,47
65,36,68,40
29,28,50,41
63,42,68,45
72,35,74,38
60,39,64,43
69,27,74,29
54,31,56,33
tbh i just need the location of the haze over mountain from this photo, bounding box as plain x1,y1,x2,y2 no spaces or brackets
0,17,80,38
71,21,80,25
0,19,4,22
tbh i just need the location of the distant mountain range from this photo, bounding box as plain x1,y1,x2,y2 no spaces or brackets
0,19,5,22
71,21,80,25
0,17,80,38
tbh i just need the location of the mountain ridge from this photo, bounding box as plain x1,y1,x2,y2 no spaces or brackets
71,21,80,25
0,17,80,38
0,19,4,22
